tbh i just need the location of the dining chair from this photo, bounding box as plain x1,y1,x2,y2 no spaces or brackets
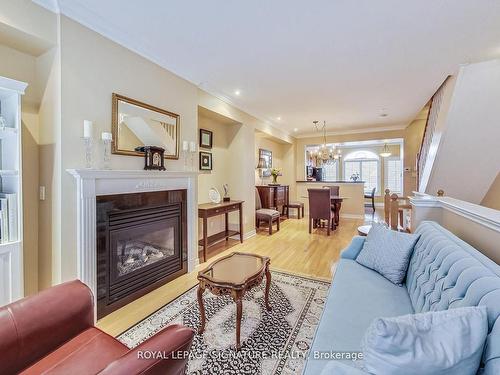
323,185,340,225
308,188,334,236
364,187,376,213
322,185,340,196
255,188,280,234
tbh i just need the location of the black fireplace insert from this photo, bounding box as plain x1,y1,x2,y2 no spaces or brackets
96,190,187,319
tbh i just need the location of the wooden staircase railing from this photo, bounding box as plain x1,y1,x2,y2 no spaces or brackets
416,76,451,191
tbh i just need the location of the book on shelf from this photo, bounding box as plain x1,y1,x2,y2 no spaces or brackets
0,193,17,243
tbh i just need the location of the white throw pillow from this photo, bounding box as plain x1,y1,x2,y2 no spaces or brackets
361,306,488,375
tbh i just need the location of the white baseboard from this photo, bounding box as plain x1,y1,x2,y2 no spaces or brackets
230,229,256,241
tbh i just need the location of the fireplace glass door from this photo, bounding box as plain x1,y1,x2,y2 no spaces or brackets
110,218,179,283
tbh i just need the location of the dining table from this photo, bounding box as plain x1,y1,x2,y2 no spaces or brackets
301,194,349,228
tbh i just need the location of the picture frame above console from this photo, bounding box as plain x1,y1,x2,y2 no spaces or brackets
199,128,213,149
112,93,180,159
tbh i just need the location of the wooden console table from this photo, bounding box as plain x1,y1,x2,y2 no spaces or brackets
256,185,290,218
198,200,244,262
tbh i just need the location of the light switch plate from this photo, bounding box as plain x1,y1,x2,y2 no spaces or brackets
39,186,46,201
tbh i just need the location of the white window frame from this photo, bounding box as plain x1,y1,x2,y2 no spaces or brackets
384,156,403,194
343,152,381,194
321,160,339,181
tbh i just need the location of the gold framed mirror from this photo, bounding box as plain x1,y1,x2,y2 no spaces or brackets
112,93,180,159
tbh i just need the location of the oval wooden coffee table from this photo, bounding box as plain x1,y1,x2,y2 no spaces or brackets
197,252,271,350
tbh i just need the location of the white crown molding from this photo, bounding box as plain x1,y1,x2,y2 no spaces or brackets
45,1,293,141
197,82,293,140
294,124,408,139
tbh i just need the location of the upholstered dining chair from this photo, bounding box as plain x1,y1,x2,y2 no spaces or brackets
308,188,334,236
322,185,340,196
364,187,376,213
255,188,280,234
323,185,340,223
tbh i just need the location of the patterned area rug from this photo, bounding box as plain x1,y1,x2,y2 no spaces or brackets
118,270,331,375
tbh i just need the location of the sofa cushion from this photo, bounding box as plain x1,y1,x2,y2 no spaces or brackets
361,306,488,375
20,327,128,375
356,223,420,284
406,222,500,374
304,259,414,374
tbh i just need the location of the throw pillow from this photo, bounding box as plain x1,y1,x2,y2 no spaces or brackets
361,306,488,375
356,222,419,284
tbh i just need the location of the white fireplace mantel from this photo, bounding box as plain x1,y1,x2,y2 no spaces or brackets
67,169,199,312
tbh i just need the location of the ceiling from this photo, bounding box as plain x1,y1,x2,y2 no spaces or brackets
36,0,500,135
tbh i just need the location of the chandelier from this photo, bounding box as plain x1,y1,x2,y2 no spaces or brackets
313,120,337,165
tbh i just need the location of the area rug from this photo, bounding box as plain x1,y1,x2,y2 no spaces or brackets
118,270,331,374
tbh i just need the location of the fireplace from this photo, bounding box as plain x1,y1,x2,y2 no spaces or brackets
96,190,187,318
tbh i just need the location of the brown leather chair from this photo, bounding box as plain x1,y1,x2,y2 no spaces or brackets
0,280,195,375
255,188,280,234
308,188,334,236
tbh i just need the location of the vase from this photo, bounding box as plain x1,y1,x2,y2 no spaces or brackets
272,175,278,184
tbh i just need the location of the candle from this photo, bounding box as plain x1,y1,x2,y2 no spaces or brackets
101,132,113,141
182,140,189,151
189,141,197,152
83,120,93,138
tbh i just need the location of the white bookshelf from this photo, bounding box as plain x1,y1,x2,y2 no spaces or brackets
0,76,27,305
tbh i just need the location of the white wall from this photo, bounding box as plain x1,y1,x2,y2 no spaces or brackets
426,60,500,202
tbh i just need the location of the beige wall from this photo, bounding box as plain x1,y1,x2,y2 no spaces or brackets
1,1,60,292
255,134,295,190
58,16,199,281
4,6,293,288
197,112,242,237
198,90,293,236
481,173,500,210
37,45,61,289
21,113,39,296
404,117,426,196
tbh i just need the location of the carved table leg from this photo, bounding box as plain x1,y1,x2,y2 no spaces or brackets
235,297,243,350
197,284,206,334
265,263,272,311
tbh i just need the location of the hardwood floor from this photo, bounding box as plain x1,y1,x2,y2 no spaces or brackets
97,210,380,337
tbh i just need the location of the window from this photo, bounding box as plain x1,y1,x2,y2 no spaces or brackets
385,157,403,194
343,150,380,193
321,161,338,181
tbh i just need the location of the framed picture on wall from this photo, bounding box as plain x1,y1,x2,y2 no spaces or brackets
259,148,272,177
199,151,213,170
199,129,213,149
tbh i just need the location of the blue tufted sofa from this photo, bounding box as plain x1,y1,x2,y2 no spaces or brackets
303,221,500,375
